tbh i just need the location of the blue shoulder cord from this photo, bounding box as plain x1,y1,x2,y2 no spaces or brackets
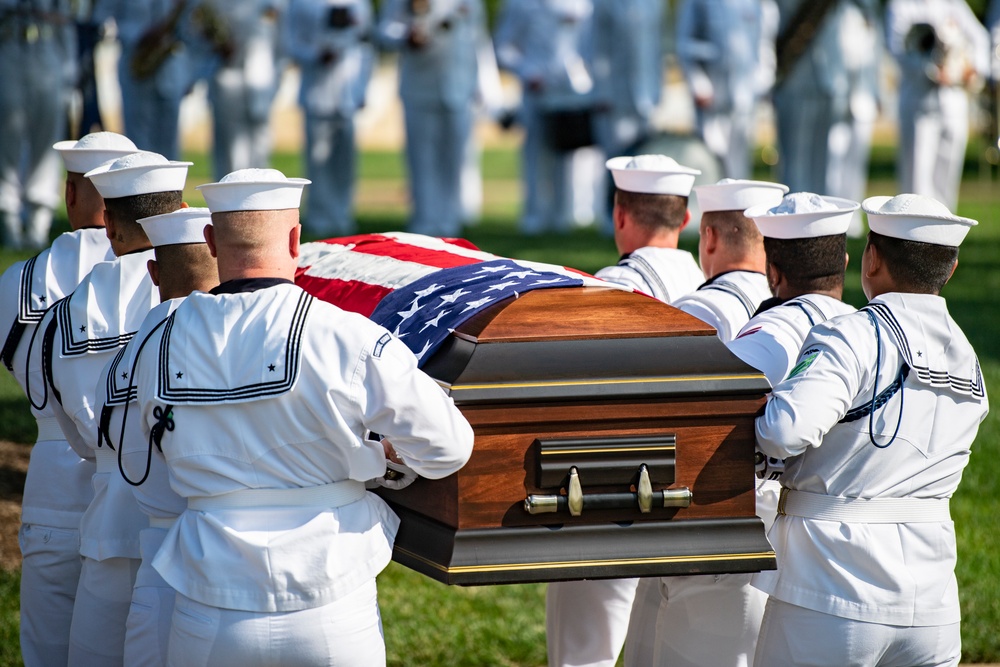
103,317,172,487
865,309,905,449
25,297,69,412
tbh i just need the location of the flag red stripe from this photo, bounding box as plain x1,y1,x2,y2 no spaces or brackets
294,274,394,317
317,235,485,270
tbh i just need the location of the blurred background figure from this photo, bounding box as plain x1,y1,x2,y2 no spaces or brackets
675,0,762,181
0,0,74,250
94,0,191,159
495,0,596,236
459,29,505,226
886,0,990,211
285,0,374,237
591,0,663,232
769,0,854,195
377,0,485,238
825,0,880,237
72,0,105,137
193,0,283,181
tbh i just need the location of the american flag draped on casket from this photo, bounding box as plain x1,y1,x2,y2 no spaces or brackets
294,232,775,586
295,232,616,364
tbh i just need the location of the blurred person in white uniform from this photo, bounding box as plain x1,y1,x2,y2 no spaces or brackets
753,194,988,666
377,0,484,238
594,155,703,302
546,154,701,667
0,132,136,667
0,0,75,249
284,0,374,237
125,168,473,666
675,0,762,180
94,0,192,159
825,0,881,238
35,151,189,666
886,0,990,210
495,0,596,235
770,0,857,195
673,179,786,342
98,207,218,667
191,0,284,180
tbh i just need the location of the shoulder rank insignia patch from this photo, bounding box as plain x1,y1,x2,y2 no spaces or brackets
373,333,392,358
787,349,820,379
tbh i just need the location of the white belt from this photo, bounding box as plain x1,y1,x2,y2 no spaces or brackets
148,517,176,530
95,448,117,474
35,417,64,442
188,480,367,512
777,488,951,523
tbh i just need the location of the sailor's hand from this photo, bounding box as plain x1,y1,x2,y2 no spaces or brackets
377,460,419,490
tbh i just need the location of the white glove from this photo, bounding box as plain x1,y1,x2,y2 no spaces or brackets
374,460,419,490
754,450,785,481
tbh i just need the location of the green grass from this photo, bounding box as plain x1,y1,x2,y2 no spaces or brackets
0,148,997,666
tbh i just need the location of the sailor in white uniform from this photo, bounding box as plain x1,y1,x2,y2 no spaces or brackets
753,194,988,666
98,208,219,667
727,192,860,388
886,0,990,211
623,191,860,667
377,0,484,238
547,155,700,667
595,155,704,302
673,179,786,342
284,0,374,237
675,0,762,180
0,132,136,667
620,180,776,667
0,0,75,250
126,169,473,666
93,0,191,159
34,151,189,665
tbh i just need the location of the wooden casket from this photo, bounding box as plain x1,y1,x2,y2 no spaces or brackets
374,286,776,585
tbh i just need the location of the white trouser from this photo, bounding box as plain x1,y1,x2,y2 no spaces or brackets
546,578,638,667
117,48,182,160
403,101,471,238
209,68,274,182
519,94,575,235
624,572,767,667
774,85,836,195
754,597,961,667
68,555,141,667
18,523,82,667
460,128,483,224
166,578,385,667
897,85,968,212
125,526,176,667
303,112,357,237
698,107,754,181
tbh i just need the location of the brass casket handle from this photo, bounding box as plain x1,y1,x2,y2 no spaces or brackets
524,465,692,515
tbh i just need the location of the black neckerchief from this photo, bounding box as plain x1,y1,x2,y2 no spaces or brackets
753,295,787,316
698,269,765,290
210,277,293,295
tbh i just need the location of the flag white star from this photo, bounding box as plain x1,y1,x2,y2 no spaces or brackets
414,340,433,361
419,309,449,333
531,278,566,285
413,283,445,298
462,296,495,312
484,280,520,292
397,299,423,322
502,270,540,280
438,288,471,305
477,264,514,273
